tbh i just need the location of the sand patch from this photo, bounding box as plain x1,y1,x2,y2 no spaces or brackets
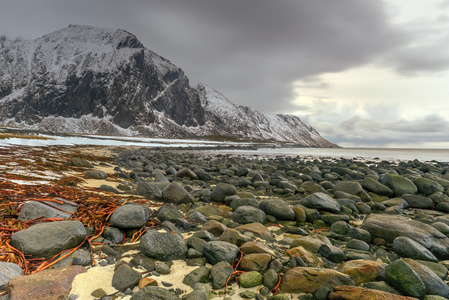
70,265,116,299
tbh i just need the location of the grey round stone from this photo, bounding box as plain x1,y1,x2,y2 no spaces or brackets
157,204,184,222
232,206,267,224
330,221,350,235
347,228,371,243
110,204,149,229
162,182,194,204
347,239,370,252
185,290,207,300
263,269,279,289
130,286,180,300
71,157,93,168
136,182,163,200
431,222,449,236
404,258,449,298
379,174,418,197
210,261,234,289
258,199,295,221
202,241,239,265
140,231,188,261
72,249,92,266
182,266,210,287
0,262,22,289
112,264,142,291
155,263,171,275
362,177,393,197
210,183,237,202
230,198,260,211
393,236,438,262
301,192,340,213
103,227,124,244
18,198,77,222
188,211,207,223
84,170,107,179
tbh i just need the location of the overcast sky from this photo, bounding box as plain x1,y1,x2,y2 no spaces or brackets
1,0,449,148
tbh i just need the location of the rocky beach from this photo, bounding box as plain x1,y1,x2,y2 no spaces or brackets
2,145,449,300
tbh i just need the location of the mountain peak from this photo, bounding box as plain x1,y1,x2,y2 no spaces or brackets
41,24,144,50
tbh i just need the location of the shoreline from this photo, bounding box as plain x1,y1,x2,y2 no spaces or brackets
1,143,448,164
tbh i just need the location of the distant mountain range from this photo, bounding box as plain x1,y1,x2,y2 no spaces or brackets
0,25,337,147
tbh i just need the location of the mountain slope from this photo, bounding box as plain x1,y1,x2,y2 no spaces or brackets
0,25,337,147
197,84,333,146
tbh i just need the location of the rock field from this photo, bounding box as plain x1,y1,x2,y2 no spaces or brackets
2,145,449,300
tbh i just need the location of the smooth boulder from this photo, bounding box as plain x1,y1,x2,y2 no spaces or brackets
362,177,394,197
392,236,438,262
10,220,86,258
202,241,239,265
413,177,444,196
280,267,354,293
403,258,449,298
110,204,149,229
7,265,86,300
258,199,295,220
136,182,163,200
162,182,194,204
361,214,449,259
301,192,340,213
385,259,426,298
18,198,78,222
140,231,187,261
378,174,417,197
329,286,418,300
210,183,237,202
0,262,22,290
232,206,267,224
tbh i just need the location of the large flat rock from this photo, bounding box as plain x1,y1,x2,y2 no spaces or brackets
10,220,86,258
280,267,354,293
7,265,86,300
361,214,449,259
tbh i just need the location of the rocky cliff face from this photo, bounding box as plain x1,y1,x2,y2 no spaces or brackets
0,25,337,147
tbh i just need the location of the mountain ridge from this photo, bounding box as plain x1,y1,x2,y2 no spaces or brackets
0,25,338,147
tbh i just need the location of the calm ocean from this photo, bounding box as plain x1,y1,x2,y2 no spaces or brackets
219,147,449,163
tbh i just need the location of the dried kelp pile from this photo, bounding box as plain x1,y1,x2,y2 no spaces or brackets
0,145,160,276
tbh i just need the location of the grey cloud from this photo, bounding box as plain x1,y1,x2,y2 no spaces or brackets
384,114,449,133
364,102,400,122
319,114,449,147
387,34,449,74
384,5,449,74
127,0,406,113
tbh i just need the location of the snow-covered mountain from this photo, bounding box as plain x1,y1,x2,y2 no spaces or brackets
0,25,337,147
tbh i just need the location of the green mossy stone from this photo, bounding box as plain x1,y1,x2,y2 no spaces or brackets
413,177,444,196
385,259,425,298
238,271,263,288
379,174,418,197
239,291,256,299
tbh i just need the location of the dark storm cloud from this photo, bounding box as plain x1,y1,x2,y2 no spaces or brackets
126,0,407,113
0,0,135,39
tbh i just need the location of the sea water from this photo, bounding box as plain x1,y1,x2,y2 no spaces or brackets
1,133,448,163
219,147,449,163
